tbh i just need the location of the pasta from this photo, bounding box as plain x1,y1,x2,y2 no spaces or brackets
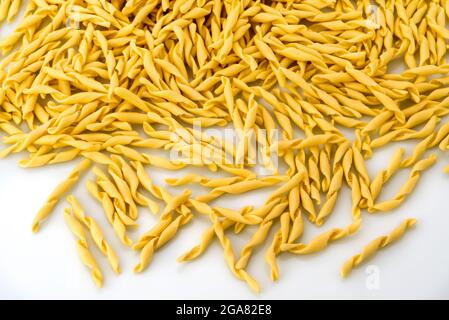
134,212,193,273
32,159,91,232
0,0,447,293
67,195,121,274
369,154,437,212
64,208,103,288
341,218,417,278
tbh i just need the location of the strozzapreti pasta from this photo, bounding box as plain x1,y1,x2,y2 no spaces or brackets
340,218,417,278
0,0,448,293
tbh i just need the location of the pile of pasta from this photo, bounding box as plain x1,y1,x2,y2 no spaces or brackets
1,0,448,292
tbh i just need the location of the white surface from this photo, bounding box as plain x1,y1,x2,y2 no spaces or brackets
1,7,449,301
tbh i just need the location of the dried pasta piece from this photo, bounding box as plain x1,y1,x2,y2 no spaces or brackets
196,176,288,203
32,159,91,232
64,208,103,288
235,220,273,270
86,180,133,247
134,213,193,272
369,154,437,212
316,165,344,225
165,174,243,188
66,195,120,274
341,218,417,278
281,220,361,255
177,219,235,263
210,212,260,293
370,148,405,202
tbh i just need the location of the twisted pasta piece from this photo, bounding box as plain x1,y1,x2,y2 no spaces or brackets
352,143,373,208
316,165,344,225
265,228,283,281
266,171,306,202
369,154,437,212
134,213,193,273
114,156,159,214
177,219,235,263
236,220,273,270
133,190,192,252
341,218,417,278
32,159,91,232
281,220,361,255
108,162,139,220
210,212,260,293
282,170,362,255
66,195,120,274
276,134,346,152
132,161,189,212
0,0,21,23
196,176,288,203
133,213,174,251
213,207,262,225
314,143,352,225
370,148,405,202
165,174,243,188
92,166,138,226
64,208,103,288
86,180,133,247
160,189,192,217
176,197,265,262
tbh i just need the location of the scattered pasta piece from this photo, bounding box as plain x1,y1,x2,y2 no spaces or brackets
67,195,121,274
64,208,103,288
340,219,417,278
32,159,91,232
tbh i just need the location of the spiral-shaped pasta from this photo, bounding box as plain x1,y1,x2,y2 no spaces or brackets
196,176,288,203
86,179,133,247
32,159,91,232
341,218,417,278
370,148,405,202
281,219,361,255
369,154,437,212
64,208,103,288
177,219,235,263
134,213,193,273
316,165,344,226
66,195,120,274
236,220,273,270
265,229,283,281
210,212,260,293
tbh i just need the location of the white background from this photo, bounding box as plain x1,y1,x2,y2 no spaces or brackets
1,6,449,300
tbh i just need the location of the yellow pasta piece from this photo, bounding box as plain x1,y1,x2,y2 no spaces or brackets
32,159,91,232
236,220,273,270
64,208,103,288
86,179,133,247
67,195,120,274
341,218,417,278
177,219,234,263
370,148,405,202
281,220,361,255
134,213,193,272
210,212,260,293
369,154,437,212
